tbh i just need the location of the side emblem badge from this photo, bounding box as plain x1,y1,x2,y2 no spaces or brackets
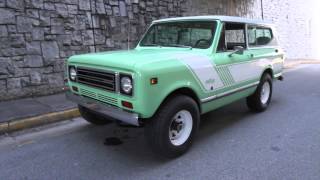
205,78,215,84
205,78,215,90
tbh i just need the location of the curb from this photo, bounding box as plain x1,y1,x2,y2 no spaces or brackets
0,108,80,134
284,60,320,69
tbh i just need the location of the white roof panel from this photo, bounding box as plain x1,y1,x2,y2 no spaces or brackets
153,15,273,26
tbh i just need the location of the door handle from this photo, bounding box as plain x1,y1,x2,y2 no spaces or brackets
249,54,254,58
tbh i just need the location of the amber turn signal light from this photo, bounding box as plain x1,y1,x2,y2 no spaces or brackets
150,78,158,85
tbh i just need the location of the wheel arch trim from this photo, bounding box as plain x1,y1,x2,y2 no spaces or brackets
158,86,202,113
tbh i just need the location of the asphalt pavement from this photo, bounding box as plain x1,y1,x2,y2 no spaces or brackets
0,64,319,180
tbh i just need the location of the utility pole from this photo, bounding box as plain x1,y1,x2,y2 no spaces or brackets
261,0,264,20
127,18,130,51
90,0,97,52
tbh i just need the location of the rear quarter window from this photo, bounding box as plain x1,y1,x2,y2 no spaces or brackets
248,26,277,47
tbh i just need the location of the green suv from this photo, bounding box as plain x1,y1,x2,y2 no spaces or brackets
66,16,284,158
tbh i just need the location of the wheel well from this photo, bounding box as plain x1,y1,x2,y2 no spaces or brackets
162,88,201,112
263,68,273,78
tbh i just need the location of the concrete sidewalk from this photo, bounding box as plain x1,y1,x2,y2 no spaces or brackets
0,93,79,133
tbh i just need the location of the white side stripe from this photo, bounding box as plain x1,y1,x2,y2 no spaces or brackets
228,61,264,82
175,54,224,91
175,54,282,94
228,58,280,83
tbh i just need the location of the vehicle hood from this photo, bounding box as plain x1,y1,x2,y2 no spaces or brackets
68,49,199,71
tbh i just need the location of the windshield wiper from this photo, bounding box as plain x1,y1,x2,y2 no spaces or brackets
165,44,193,49
142,43,162,47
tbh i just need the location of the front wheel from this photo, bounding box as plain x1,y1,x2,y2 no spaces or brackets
246,73,273,112
145,95,200,158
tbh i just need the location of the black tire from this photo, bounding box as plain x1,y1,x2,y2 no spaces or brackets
144,95,200,158
246,73,273,112
78,105,112,125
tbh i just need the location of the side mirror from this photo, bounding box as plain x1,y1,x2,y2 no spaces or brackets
228,46,244,57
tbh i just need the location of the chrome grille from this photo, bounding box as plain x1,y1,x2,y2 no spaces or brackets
80,88,96,99
80,88,118,106
76,67,116,92
97,94,118,105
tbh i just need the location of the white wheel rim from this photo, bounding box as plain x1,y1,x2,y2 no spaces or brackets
260,81,271,104
169,110,193,146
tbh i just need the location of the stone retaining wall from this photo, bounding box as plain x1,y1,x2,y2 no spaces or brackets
0,0,319,100
0,0,188,100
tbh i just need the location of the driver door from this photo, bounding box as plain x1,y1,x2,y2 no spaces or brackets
212,22,253,89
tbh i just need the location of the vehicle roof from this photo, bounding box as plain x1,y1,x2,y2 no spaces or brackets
153,15,273,26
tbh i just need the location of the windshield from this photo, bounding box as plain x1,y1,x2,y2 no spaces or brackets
140,21,217,49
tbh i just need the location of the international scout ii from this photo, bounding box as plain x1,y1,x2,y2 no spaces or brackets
66,16,284,158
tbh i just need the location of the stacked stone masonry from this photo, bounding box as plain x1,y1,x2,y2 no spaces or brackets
0,0,319,100
0,0,188,100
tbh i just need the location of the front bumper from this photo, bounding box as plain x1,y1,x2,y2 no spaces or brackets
66,91,140,126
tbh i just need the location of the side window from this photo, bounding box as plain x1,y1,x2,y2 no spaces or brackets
248,26,273,46
217,23,246,52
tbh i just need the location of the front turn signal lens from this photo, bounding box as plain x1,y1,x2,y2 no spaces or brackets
150,78,158,85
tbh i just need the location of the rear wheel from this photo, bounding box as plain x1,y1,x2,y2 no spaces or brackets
246,73,273,112
78,105,112,125
145,95,200,158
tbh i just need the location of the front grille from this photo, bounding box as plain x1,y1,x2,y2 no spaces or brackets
76,67,116,92
80,88,118,106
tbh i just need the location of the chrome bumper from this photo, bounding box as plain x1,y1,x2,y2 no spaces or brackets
66,91,140,126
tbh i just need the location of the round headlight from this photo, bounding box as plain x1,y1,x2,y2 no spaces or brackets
121,77,132,94
69,67,77,81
